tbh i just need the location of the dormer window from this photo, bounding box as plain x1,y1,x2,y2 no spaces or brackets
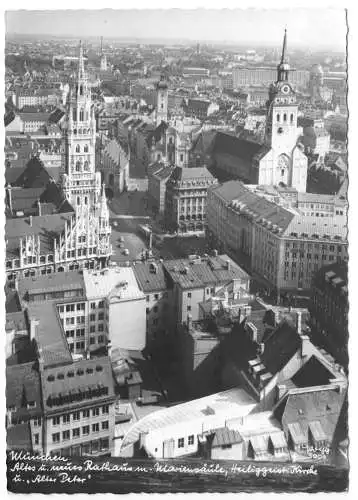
27,401,36,409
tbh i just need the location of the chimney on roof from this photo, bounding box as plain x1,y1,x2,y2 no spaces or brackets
274,309,280,326
30,318,39,342
296,310,302,335
29,215,33,227
37,199,41,216
107,340,112,358
225,259,230,270
6,184,12,214
187,313,193,331
38,347,44,371
213,249,218,257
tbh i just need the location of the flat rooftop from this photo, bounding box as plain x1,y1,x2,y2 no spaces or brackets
121,387,256,450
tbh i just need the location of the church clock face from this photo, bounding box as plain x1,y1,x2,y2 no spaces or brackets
281,84,290,94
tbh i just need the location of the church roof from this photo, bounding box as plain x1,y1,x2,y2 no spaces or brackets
212,132,270,162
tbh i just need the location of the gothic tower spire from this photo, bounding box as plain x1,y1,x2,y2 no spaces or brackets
277,29,290,82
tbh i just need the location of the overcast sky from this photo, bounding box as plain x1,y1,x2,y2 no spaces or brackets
5,9,347,50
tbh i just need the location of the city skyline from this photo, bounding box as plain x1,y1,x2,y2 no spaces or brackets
6,8,347,51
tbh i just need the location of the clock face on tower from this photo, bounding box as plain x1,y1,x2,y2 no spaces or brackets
281,84,290,95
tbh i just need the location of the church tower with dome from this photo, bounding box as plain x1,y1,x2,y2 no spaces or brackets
259,29,308,192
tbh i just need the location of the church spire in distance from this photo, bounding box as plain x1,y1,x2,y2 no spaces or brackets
277,28,290,82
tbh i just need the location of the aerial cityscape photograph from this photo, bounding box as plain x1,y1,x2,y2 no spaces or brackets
4,6,349,494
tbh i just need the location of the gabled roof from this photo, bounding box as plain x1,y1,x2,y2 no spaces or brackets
7,423,32,450
13,156,51,188
211,181,295,232
211,426,243,447
213,131,270,162
133,261,168,293
169,165,215,182
41,356,115,413
260,320,302,376
6,362,42,419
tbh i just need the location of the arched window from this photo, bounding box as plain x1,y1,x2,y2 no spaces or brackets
84,161,89,170
73,109,77,121
283,113,287,122
77,196,80,205
76,144,80,153
290,113,294,123
79,108,84,121
281,169,285,177
276,113,280,122
84,196,88,205
79,85,83,96
84,145,89,153
76,161,81,172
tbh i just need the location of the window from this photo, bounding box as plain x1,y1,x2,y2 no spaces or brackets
33,417,41,427
83,410,90,418
98,335,104,343
283,113,287,122
153,306,158,313
276,113,280,122
91,302,96,309
178,438,184,448
76,144,80,153
98,312,104,321
102,421,109,430
73,411,81,421
63,414,70,424
154,294,159,300
52,417,60,426
187,292,192,298
52,433,60,443
188,435,194,445
84,145,89,153
92,423,100,433
187,306,191,311
98,300,104,309
102,405,109,414
290,113,294,123
34,433,39,445
90,314,96,322
100,438,109,451
92,408,100,417
71,428,80,439
82,425,90,436
90,336,95,344
76,341,85,350
62,430,70,441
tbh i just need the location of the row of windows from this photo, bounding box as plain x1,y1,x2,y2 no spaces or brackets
276,113,295,123
90,312,105,321
52,421,109,443
285,252,338,261
89,324,105,333
52,406,109,426
65,329,85,338
145,293,167,302
90,335,105,345
178,435,195,448
65,316,85,325
75,144,89,153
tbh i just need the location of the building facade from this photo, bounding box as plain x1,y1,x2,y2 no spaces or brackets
165,166,218,234
309,262,348,366
206,181,348,293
